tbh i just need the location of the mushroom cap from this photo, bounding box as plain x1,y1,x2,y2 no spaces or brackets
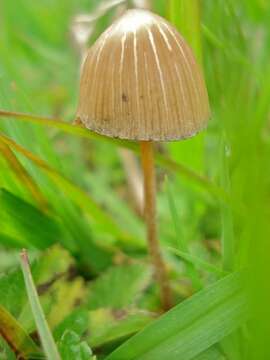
77,9,210,141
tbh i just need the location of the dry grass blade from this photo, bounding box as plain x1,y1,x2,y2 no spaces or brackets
0,140,48,211
0,304,41,359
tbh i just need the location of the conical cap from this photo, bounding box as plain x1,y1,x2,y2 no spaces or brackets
77,9,210,141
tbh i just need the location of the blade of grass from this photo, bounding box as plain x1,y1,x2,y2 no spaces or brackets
165,177,202,289
0,132,135,244
219,135,234,271
0,109,226,200
0,304,42,359
201,24,250,68
194,346,223,360
0,140,48,211
20,249,61,360
105,272,247,360
0,189,60,249
157,152,226,201
164,176,188,251
168,0,202,64
168,247,227,276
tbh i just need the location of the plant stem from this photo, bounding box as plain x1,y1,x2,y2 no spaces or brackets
140,141,172,310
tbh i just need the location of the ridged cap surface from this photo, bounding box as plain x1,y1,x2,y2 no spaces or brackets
77,9,210,141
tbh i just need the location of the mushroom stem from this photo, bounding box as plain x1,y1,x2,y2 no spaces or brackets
140,141,172,310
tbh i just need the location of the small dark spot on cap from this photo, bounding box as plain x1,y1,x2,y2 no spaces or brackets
122,93,128,102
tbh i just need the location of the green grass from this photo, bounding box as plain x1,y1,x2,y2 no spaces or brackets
0,0,269,359
20,249,61,360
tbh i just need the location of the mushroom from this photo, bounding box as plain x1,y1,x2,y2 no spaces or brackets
77,9,210,310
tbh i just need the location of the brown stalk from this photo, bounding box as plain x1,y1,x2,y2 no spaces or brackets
140,141,171,310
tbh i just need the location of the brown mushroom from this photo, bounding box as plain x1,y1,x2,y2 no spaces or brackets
77,9,210,310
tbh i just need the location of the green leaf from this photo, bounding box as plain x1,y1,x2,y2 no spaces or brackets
87,264,152,310
0,265,26,318
105,272,247,360
0,245,75,320
53,309,89,341
18,246,85,333
58,330,95,360
20,249,61,360
46,278,85,329
0,188,61,249
17,274,85,334
89,309,155,348
194,346,224,360
0,304,41,359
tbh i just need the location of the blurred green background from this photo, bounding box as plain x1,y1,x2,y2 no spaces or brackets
0,0,270,359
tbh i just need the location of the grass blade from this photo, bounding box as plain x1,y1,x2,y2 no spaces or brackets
0,133,134,243
168,247,226,276
105,272,247,360
165,177,202,289
20,249,61,360
194,346,223,360
168,0,202,63
219,136,234,271
0,189,60,249
0,140,48,211
0,304,41,359
0,109,226,200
